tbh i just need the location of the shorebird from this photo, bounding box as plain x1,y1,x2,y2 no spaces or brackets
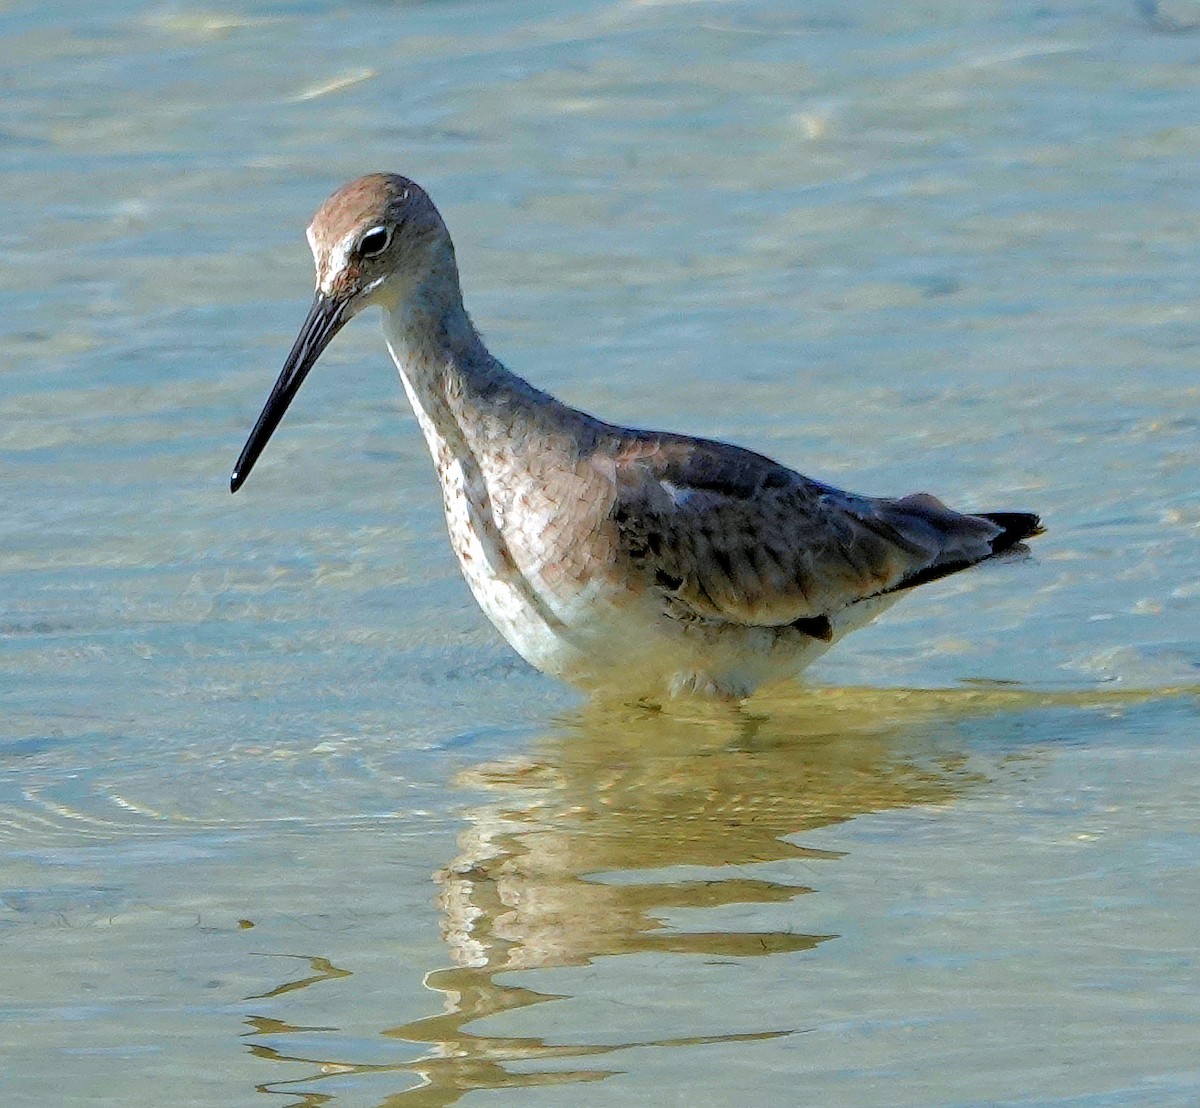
231,174,1042,698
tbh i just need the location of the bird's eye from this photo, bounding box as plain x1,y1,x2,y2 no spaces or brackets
357,225,391,257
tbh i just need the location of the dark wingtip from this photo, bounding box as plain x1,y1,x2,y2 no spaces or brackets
981,511,1044,553
873,510,1044,599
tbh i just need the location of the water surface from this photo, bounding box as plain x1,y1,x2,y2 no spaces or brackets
2,1,1199,1104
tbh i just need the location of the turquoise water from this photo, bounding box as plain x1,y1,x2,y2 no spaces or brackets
3,1,1199,1104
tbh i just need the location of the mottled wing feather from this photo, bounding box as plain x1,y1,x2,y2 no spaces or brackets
610,433,1007,629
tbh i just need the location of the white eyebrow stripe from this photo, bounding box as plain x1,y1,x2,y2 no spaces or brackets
331,230,358,273
317,229,361,295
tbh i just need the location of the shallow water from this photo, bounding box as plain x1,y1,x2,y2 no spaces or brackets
3,1,1200,1104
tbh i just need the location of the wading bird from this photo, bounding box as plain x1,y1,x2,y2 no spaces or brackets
232,175,1041,697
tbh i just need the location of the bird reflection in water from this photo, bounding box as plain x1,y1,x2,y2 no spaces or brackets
248,685,1093,1105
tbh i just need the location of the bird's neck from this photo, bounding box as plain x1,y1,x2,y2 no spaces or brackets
380,263,575,469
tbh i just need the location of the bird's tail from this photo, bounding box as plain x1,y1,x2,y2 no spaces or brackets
872,496,1044,597
978,511,1045,555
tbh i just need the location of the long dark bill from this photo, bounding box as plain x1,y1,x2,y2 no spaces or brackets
230,293,349,493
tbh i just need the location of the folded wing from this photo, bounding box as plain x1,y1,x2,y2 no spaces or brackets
609,433,1040,631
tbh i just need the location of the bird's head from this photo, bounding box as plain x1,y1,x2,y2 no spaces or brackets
231,174,449,493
